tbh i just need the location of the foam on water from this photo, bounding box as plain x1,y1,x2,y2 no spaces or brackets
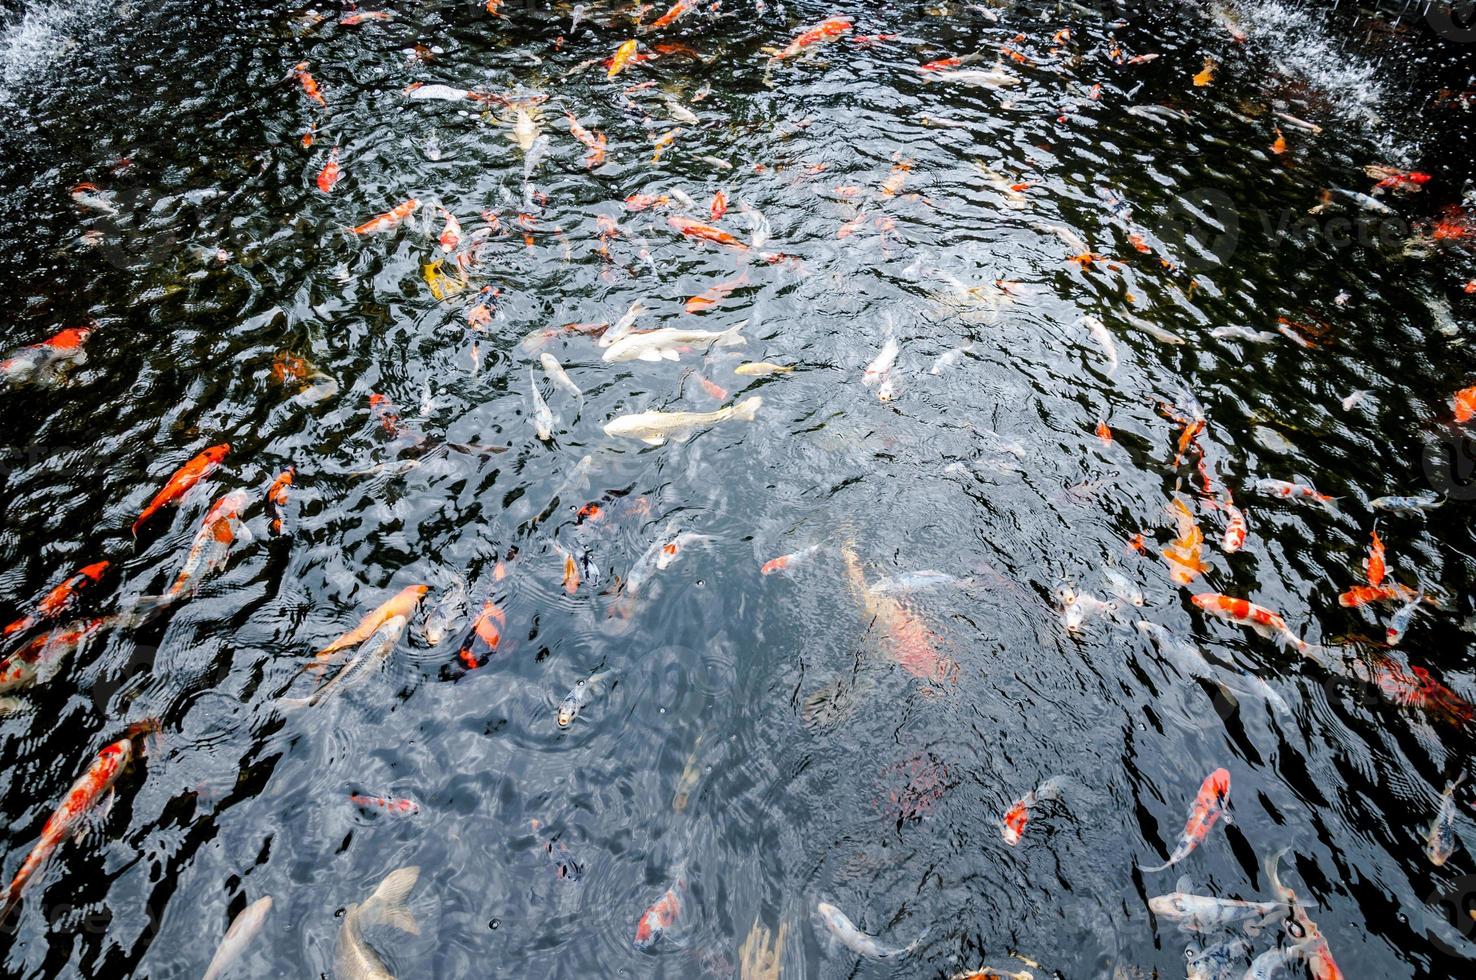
0,1,84,101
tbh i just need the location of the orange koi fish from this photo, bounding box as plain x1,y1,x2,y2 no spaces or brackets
667,214,748,249
1452,385,1476,423
772,16,853,61
650,0,691,28
1095,421,1113,446
316,147,341,193
919,56,963,71
0,619,107,694
1163,498,1209,586
460,598,506,670
1192,57,1215,86
634,878,684,948
315,585,429,663
133,444,230,536
1,326,92,380
709,189,727,220
1337,583,1416,608
349,793,419,814
624,193,670,211
1001,775,1066,846
880,160,911,197
558,546,581,595
267,466,294,535
349,198,419,235
1140,768,1230,872
437,207,462,251
566,112,607,168
1192,593,1307,651
1365,530,1386,586
293,62,326,106
368,393,400,436
1252,478,1335,505
152,489,252,601
836,212,867,239
0,720,159,925
1366,166,1431,194
608,39,639,79
1265,850,1345,980
1362,657,1474,728
4,561,109,637
1270,128,1287,155
843,545,957,684
684,272,748,313
340,11,394,25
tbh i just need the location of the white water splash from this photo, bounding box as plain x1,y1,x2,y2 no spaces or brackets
0,2,84,102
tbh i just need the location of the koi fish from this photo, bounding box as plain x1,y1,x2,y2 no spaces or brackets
929,345,973,375
602,321,746,363
1192,57,1215,86
1337,583,1416,608
422,578,467,648
285,615,409,710
565,112,607,168
1365,530,1386,586
1360,656,1474,727
459,596,506,669
761,544,821,576
4,561,109,637
0,618,107,694
316,147,341,193
1,326,92,380
709,190,728,220
539,353,581,400
603,396,762,446
1192,593,1306,651
1264,850,1343,980
143,489,253,604
735,361,793,376
1453,385,1476,423
529,368,555,441
0,721,159,925
315,584,429,663
1082,315,1118,374
650,0,691,28
335,867,420,980
1000,775,1067,845
340,11,394,25
1220,500,1247,553
133,443,230,535
293,61,326,105
608,39,639,79
1059,587,1115,634
1140,768,1230,872
634,878,683,948
436,207,462,251
772,17,853,61
667,214,748,249
267,466,294,535
1385,590,1425,646
557,671,611,727
349,793,420,815
1427,775,1464,866
815,901,927,960
1370,493,1444,515
685,272,748,313
1366,166,1431,194
202,896,273,980
348,198,419,235
1147,891,1287,933
1163,498,1209,586
929,68,1021,88
1252,478,1335,506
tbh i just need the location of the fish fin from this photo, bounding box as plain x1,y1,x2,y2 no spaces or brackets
1174,873,1194,893
717,320,749,347
1138,858,1174,873
363,865,420,935
637,350,664,362
276,696,313,713
730,396,763,422
640,436,667,446
660,350,680,361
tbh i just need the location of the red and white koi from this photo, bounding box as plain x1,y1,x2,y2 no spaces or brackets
1,326,93,381
1192,593,1307,651
1000,775,1067,846
4,561,109,637
1140,768,1231,872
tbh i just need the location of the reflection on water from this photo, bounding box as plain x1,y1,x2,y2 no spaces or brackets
1,0,1475,977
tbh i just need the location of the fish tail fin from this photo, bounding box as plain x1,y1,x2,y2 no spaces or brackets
275,696,312,713
363,865,421,935
717,320,749,347
731,396,762,422
1137,858,1174,873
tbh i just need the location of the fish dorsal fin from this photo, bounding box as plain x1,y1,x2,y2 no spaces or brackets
1174,874,1194,894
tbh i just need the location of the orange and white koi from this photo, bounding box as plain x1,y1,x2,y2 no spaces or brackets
1000,775,1067,846
1219,498,1247,554
650,0,691,28
349,793,419,815
315,584,429,663
684,272,748,313
608,39,639,79
267,466,294,535
709,189,728,220
348,198,419,235
459,597,506,670
1140,768,1230,872
0,618,107,694
293,61,326,106
761,544,821,576
150,489,252,601
1337,583,1416,608
0,721,159,925
1252,478,1335,506
340,11,394,25
1163,498,1209,586
772,16,853,61
667,214,748,249
1366,166,1431,194
1365,530,1386,586
437,207,462,251
1265,850,1344,980
634,878,684,948
624,192,670,212
1,326,93,380
133,443,230,535
880,160,911,197
1192,593,1306,651
843,545,957,683
566,112,607,168
4,561,109,637
316,147,342,193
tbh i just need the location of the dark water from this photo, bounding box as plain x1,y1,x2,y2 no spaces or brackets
2,1,1476,977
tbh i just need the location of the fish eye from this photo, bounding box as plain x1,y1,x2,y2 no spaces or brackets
1174,897,1189,913
1287,921,1306,940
